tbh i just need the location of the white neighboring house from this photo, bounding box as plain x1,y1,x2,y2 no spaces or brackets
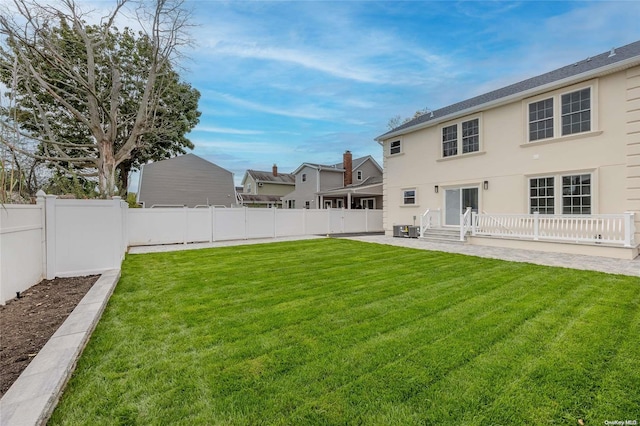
376,40,640,259
137,154,237,208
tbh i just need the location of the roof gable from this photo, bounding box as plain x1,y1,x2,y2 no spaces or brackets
377,40,640,140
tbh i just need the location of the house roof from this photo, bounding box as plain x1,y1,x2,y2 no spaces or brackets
242,169,295,185
292,155,382,175
238,194,283,204
376,39,640,141
318,176,383,196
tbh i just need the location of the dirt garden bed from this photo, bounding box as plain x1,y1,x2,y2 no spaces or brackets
0,275,99,397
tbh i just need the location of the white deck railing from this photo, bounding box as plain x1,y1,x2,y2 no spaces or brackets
419,208,441,238
460,207,472,241
472,212,636,247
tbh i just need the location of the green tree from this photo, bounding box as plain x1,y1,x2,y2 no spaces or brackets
0,0,198,197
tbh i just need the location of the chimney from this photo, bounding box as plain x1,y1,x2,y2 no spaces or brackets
272,164,278,177
343,150,352,187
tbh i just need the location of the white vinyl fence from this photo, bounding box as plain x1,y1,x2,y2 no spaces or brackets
0,194,128,304
1,196,382,304
0,203,45,304
128,207,383,246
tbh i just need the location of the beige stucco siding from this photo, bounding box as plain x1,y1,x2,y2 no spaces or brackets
626,67,640,244
382,68,635,231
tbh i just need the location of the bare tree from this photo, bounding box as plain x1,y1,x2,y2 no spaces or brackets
0,0,194,197
387,107,433,130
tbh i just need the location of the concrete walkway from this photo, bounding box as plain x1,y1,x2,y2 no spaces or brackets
342,235,640,277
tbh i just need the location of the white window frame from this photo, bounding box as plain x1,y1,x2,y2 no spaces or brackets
560,87,591,136
528,97,554,142
439,114,482,159
356,170,363,181
302,173,307,182
526,171,595,215
361,198,375,209
402,188,417,206
529,176,555,214
561,173,592,215
389,140,402,155
336,199,344,208
524,80,598,144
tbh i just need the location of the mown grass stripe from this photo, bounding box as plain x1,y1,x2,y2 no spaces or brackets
49,239,640,425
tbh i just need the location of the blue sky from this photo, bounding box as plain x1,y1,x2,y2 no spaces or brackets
133,0,640,189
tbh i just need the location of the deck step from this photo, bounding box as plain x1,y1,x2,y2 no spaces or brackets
420,228,467,244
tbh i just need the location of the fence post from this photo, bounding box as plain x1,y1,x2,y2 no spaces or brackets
244,207,248,240
36,191,47,281
533,212,539,241
183,206,188,245
44,194,57,280
365,208,369,233
208,206,213,243
112,196,123,267
471,212,476,235
211,206,217,242
623,212,634,247
273,207,277,238
302,208,307,236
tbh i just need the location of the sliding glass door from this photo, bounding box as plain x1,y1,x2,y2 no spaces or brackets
445,187,478,226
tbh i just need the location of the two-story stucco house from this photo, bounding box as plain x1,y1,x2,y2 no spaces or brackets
283,151,383,209
239,165,295,208
137,154,237,208
376,41,640,259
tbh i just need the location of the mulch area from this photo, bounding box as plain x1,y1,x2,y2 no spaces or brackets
0,275,99,397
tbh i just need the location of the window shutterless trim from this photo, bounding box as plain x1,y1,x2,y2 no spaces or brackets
523,80,598,144
439,114,482,159
389,140,402,155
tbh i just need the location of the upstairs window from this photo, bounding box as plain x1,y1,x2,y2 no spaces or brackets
356,170,363,181
441,116,481,158
527,86,594,143
390,140,401,155
462,119,479,153
529,98,554,141
561,88,591,136
442,125,458,157
302,173,307,182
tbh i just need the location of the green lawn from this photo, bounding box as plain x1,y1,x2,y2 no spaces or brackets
50,239,640,425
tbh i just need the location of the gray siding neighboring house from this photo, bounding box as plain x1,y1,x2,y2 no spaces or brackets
283,151,383,209
239,165,295,207
136,154,237,208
